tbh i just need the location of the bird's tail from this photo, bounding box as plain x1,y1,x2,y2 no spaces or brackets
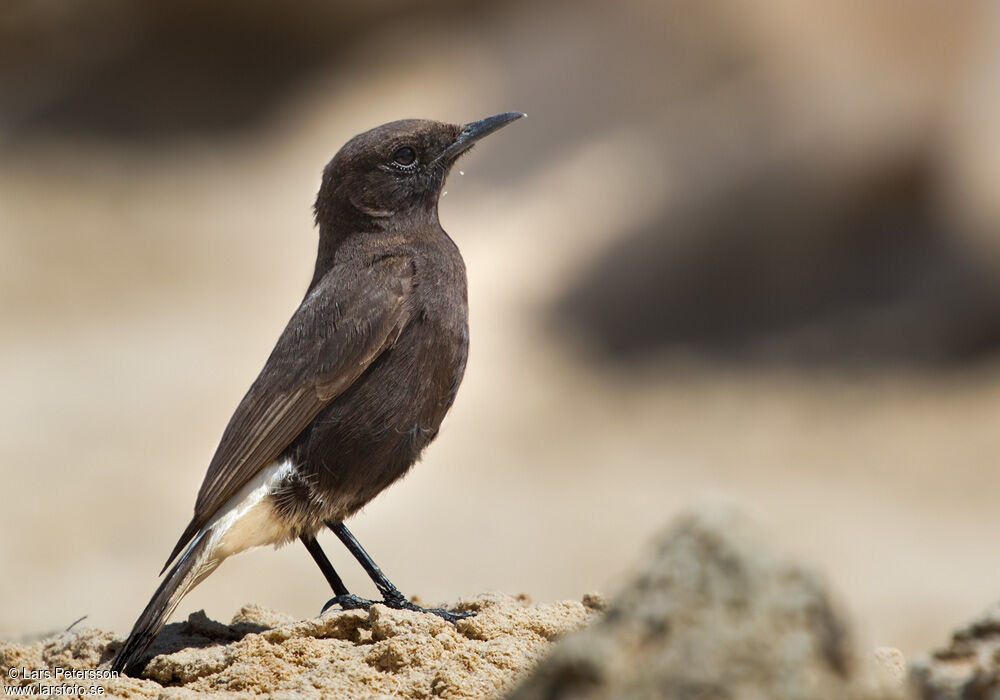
110,529,219,676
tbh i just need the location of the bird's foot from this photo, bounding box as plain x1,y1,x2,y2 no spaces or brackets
320,591,475,624
380,590,476,624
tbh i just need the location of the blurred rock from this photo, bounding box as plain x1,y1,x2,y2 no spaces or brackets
539,0,1000,368
910,602,1000,700
555,157,1000,366
507,508,906,700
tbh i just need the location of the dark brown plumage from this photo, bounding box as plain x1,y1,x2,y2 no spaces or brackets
111,112,524,676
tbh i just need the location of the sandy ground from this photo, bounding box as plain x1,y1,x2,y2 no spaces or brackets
2,0,1000,661
0,595,598,698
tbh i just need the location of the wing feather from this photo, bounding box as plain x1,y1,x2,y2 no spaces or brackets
160,256,414,573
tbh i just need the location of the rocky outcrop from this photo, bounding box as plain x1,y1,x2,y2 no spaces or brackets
910,602,1000,700
507,508,906,700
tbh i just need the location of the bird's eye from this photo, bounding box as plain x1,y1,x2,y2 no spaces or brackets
391,146,417,169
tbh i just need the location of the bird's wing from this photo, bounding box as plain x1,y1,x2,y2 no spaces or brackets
161,255,415,573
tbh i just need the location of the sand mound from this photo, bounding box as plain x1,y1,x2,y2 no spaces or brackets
0,594,598,699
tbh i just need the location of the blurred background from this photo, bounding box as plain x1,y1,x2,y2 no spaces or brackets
3,0,1000,656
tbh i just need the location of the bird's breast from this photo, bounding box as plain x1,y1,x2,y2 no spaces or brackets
281,254,468,520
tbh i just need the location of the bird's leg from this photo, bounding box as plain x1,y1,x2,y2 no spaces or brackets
324,520,475,623
300,534,375,612
300,534,349,595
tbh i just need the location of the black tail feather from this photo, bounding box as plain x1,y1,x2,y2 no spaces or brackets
111,530,212,676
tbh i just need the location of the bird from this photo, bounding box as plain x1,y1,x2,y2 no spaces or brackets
110,111,525,676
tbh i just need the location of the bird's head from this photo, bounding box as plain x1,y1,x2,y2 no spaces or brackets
315,112,525,229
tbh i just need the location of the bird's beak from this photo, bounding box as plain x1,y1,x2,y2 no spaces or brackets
435,111,526,163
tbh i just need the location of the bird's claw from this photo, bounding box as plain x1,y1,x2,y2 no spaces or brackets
321,593,376,614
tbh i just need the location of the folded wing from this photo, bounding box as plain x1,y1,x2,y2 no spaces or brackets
161,255,415,573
